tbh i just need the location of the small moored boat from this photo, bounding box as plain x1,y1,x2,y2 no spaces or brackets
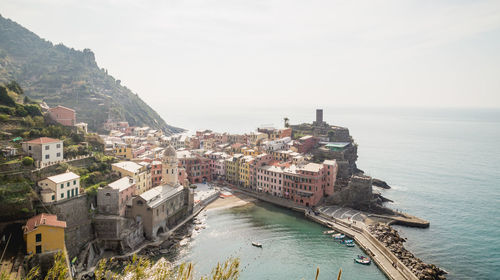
354,255,371,265
252,242,263,248
346,243,355,247
332,233,345,239
323,230,336,234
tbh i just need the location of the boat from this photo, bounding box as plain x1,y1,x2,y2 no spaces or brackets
345,243,355,247
344,239,354,243
252,242,263,248
323,230,336,234
354,255,371,265
332,233,345,239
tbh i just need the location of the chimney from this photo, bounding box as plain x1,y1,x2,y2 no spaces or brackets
316,109,323,123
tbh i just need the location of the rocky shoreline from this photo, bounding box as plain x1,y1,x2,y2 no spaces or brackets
368,223,447,280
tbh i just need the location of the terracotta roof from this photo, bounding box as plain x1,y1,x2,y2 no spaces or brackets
24,213,66,233
24,137,61,144
48,105,75,112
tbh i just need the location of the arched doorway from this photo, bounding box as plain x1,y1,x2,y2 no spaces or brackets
156,226,164,237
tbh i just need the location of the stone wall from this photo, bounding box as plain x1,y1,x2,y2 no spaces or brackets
49,195,94,258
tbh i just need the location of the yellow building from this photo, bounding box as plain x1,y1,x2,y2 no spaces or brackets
24,213,66,255
112,161,151,194
113,145,133,160
242,148,259,157
238,156,254,188
225,154,243,184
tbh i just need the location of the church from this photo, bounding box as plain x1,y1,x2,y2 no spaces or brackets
127,146,194,240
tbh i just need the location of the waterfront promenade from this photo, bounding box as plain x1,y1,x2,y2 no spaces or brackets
231,186,419,280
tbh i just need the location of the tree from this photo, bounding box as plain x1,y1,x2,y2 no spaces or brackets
6,81,24,95
0,86,16,107
22,156,34,166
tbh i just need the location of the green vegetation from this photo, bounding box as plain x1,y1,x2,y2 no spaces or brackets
22,156,33,166
0,15,183,134
0,177,35,220
93,255,240,280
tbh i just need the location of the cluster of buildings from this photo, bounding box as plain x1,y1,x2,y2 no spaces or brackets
24,145,194,259
99,111,347,208
21,109,354,263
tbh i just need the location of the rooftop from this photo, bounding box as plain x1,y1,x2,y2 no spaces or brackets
107,177,135,192
24,137,61,144
112,161,143,173
46,172,80,183
139,184,184,208
24,213,66,233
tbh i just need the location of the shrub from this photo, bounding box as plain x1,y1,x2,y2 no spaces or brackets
0,105,15,115
15,104,28,117
22,156,34,166
24,104,42,116
0,114,9,121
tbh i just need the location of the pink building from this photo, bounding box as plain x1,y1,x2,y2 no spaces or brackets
293,135,320,154
249,153,273,190
48,105,76,126
97,177,136,216
282,160,338,207
177,151,212,184
256,164,285,196
151,160,163,187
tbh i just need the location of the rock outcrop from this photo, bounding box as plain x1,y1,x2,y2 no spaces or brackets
368,223,447,280
373,178,391,189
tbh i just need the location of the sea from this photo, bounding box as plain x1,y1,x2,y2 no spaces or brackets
162,106,500,280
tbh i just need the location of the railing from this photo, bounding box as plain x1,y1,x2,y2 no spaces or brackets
36,154,93,169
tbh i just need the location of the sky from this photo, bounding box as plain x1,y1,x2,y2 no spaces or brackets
2,0,500,122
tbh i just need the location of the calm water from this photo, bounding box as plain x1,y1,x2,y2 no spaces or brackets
163,107,500,279
172,203,386,280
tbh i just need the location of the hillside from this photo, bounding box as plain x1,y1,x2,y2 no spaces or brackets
0,14,183,134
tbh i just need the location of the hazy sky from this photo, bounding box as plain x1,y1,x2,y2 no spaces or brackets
2,0,500,117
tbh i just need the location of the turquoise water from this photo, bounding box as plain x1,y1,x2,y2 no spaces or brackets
173,203,386,280
164,107,500,279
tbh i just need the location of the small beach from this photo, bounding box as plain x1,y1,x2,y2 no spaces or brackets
205,192,257,211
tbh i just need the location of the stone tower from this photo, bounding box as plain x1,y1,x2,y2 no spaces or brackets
162,145,178,186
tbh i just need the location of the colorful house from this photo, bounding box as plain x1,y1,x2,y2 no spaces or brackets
24,214,66,255
48,105,76,126
38,172,80,203
22,137,63,166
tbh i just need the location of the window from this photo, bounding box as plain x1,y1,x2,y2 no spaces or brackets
45,145,49,150
73,180,76,185
36,245,42,254
29,146,32,150
75,188,78,195
52,195,55,201
67,190,70,198
71,189,74,197
57,153,61,157
60,184,64,189
45,155,49,159
56,144,61,148
61,193,64,198
36,233,42,242
67,182,70,187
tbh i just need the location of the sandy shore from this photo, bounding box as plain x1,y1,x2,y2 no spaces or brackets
205,192,256,210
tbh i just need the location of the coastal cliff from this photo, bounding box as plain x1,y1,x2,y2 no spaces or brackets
0,15,183,134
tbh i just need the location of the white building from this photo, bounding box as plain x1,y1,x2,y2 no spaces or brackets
38,172,80,203
22,137,63,166
262,137,291,152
